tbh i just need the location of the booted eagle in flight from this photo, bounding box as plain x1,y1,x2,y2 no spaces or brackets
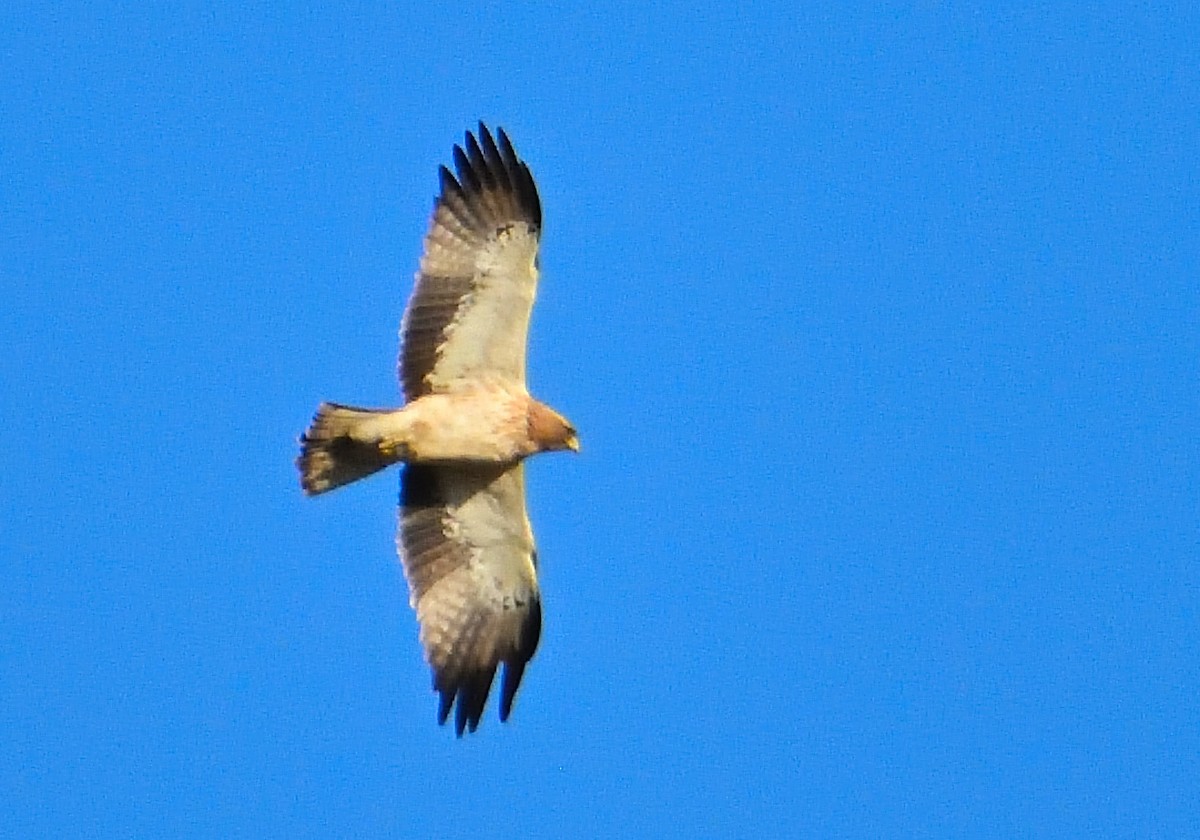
297,124,578,736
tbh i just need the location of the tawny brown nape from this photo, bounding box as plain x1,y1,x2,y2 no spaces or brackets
527,400,579,452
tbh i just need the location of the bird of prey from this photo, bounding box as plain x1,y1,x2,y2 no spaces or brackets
297,124,578,736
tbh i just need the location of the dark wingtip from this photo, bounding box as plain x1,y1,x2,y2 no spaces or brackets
463,131,495,190
499,661,526,722
451,144,481,194
436,676,454,726
431,659,496,737
500,596,542,722
437,164,462,202
437,684,473,738
446,121,541,232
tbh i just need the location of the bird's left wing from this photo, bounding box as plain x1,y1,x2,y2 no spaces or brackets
398,462,541,735
399,124,543,401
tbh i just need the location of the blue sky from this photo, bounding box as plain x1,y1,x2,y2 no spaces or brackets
3,3,1198,837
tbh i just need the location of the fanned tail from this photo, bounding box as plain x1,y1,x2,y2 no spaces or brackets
297,403,401,495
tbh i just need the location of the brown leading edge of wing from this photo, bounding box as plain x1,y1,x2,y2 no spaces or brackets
399,124,543,402
398,462,542,736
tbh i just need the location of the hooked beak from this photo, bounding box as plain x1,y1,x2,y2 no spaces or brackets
565,433,581,453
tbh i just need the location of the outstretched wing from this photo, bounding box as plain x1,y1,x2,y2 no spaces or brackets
400,124,543,402
398,462,541,735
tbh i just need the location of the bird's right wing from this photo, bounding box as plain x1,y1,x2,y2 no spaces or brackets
397,462,541,735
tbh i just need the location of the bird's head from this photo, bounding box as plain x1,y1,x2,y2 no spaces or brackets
528,401,580,454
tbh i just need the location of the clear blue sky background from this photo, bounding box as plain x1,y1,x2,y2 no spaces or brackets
3,3,1198,837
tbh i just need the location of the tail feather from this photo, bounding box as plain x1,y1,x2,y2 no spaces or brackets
298,402,402,495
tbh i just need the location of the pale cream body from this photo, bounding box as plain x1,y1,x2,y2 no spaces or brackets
351,380,533,463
